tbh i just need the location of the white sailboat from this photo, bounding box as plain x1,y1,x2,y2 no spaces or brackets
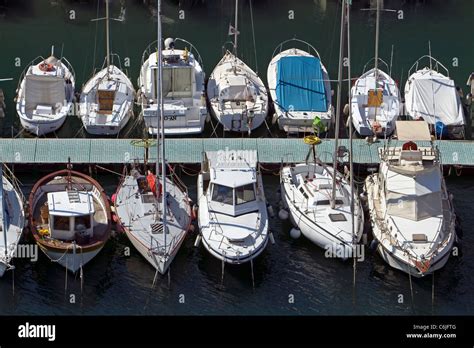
404,54,465,139
350,0,400,137
280,0,364,258
0,166,25,277
364,121,456,277
79,0,135,136
16,47,75,136
114,0,192,275
267,39,333,133
207,0,268,133
197,150,269,264
138,36,206,135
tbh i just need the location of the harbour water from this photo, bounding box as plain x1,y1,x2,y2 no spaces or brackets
0,0,473,316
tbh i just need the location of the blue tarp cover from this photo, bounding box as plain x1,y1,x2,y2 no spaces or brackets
276,56,328,112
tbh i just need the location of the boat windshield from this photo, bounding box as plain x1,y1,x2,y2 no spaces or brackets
211,183,256,205
235,184,256,205
211,184,234,205
162,66,192,98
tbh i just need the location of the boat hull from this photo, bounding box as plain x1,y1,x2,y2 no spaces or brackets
38,243,104,273
19,114,67,136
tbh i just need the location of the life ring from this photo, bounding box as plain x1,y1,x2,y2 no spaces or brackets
303,135,321,145
402,141,418,151
39,63,54,72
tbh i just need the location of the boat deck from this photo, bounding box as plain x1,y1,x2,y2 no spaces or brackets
0,138,473,165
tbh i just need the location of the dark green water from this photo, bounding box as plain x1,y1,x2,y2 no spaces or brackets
0,0,473,316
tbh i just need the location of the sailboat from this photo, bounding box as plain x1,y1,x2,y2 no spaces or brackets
207,0,268,133
197,150,269,264
114,0,192,275
0,165,25,277
79,0,135,136
138,37,206,135
280,0,364,258
350,0,400,137
28,163,112,273
404,54,465,139
267,39,334,134
364,121,456,277
16,47,75,136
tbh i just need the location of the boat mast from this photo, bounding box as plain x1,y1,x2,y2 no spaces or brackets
234,0,239,55
331,0,346,209
374,0,380,83
105,0,111,79
157,0,167,252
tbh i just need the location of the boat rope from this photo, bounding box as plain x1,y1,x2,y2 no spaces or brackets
178,164,200,177
258,163,279,176
250,258,255,290
249,0,258,74
95,165,123,177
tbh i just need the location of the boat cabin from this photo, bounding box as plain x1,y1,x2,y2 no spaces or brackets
217,75,256,103
204,151,259,217
46,190,95,242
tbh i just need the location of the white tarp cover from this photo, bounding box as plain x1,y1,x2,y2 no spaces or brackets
395,120,432,141
386,166,441,195
405,70,464,125
386,166,443,221
387,191,442,221
25,75,65,114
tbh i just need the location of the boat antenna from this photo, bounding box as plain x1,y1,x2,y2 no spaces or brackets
428,41,432,70
157,0,167,254
389,44,394,77
0,165,8,259
233,0,239,55
51,45,55,57
331,0,346,209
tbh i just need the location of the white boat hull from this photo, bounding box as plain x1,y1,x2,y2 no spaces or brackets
19,114,67,136
39,245,103,273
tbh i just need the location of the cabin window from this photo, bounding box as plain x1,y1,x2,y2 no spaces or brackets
211,184,234,205
53,216,70,231
235,184,256,205
162,67,192,98
75,215,91,230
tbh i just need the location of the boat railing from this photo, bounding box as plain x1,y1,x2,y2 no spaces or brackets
271,38,321,60
362,57,390,75
407,55,450,78
141,38,204,70
1,164,24,203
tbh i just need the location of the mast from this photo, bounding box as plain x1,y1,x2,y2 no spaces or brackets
0,166,7,259
374,0,380,82
234,0,239,55
105,0,111,78
157,0,167,253
331,0,346,209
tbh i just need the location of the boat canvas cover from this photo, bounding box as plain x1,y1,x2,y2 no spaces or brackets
406,73,464,125
24,75,65,114
386,166,442,221
276,56,327,112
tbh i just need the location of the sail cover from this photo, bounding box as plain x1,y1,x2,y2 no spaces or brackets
276,56,327,112
405,70,464,125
